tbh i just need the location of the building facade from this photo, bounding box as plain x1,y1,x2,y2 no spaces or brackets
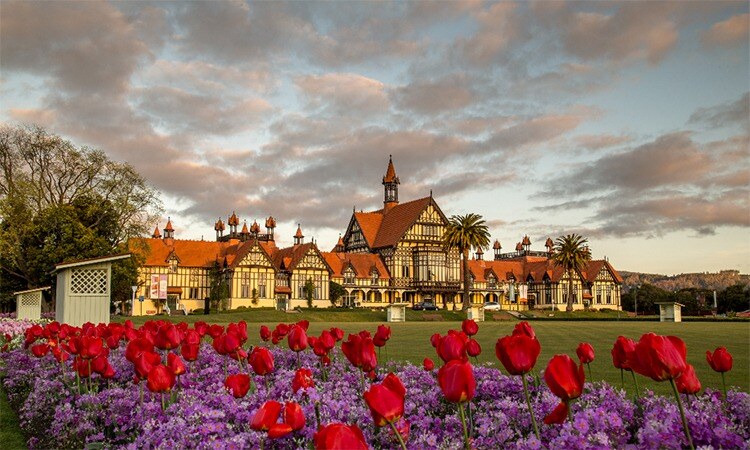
130,157,622,314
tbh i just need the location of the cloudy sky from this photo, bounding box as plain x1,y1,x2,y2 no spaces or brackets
2,1,748,275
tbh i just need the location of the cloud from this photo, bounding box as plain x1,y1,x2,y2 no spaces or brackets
689,92,749,129
573,133,632,151
295,73,389,116
135,86,272,135
702,13,749,48
0,1,150,95
393,74,476,114
453,2,520,66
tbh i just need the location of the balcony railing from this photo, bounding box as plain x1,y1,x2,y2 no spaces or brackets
413,280,461,291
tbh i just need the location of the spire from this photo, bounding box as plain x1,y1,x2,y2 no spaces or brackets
214,217,225,240
265,216,276,240
382,155,400,211
545,237,554,253
522,235,531,252
475,246,484,260
333,233,345,252
163,217,174,239
152,224,161,239
294,223,304,245
493,239,501,259
240,221,250,239
515,242,523,252
250,220,260,234
228,211,239,235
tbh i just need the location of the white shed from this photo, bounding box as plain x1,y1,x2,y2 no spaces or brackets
656,302,685,323
55,254,131,327
387,303,409,322
14,286,50,320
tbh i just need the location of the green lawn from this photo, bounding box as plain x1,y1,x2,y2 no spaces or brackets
0,382,27,450
119,312,749,396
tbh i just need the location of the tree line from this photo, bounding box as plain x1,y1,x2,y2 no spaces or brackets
621,283,749,316
0,125,162,311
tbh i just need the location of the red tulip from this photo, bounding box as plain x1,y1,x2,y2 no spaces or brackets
91,355,109,374
74,356,91,378
675,364,701,395
167,352,186,376
260,325,271,342
183,330,201,346
296,320,310,331
287,325,308,352
125,337,155,363
194,321,209,337
274,323,290,337
213,332,241,355
268,423,293,439
284,401,306,431
461,319,479,336
437,359,475,403
154,323,182,350
79,336,104,359
314,423,369,450
576,342,595,364
611,336,636,371
251,400,282,431
101,362,116,379
373,325,391,347
319,330,336,350
495,333,541,375
330,327,344,342
466,339,482,358
292,367,315,392
430,333,441,348
423,358,435,371
544,354,585,401
147,364,176,393
208,324,224,339
436,331,468,363
629,333,687,381
363,373,406,426
249,346,275,376
181,343,200,362
513,321,536,339
543,354,585,424
341,333,377,372
224,373,251,398
227,321,248,344
706,347,733,373
133,351,162,380
31,343,49,357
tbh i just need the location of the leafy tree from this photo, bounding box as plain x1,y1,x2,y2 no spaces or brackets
621,283,669,315
0,124,162,307
329,280,345,306
718,284,750,314
208,262,229,312
251,288,259,305
304,278,315,308
443,213,490,311
551,234,592,312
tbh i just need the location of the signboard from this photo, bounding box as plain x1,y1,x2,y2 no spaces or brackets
150,274,168,299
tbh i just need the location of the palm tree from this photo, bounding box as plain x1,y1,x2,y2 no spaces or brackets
551,234,591,312
443,213,490,311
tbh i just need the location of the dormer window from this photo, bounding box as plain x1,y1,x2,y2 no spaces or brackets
169,258,178,274
371,271,379,285
344,268,355,285
488,275,496,289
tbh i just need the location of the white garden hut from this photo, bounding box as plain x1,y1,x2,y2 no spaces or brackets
55,254,131,327
14,286,50,320
387,303,409,322
656,301,685,323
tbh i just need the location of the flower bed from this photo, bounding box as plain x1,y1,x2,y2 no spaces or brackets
1,320,748,449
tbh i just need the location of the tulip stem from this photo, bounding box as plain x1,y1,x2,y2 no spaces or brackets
586,362,592,380
297,352,301,370
314,402,322,430
521,375,540,439
458,403,471,450
669,378,694,450
620,368,624,390
721,372,727,399
630,371,640,399
388,421,408,450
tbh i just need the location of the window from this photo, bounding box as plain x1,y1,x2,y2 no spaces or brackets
259,277,266,298
488,275,496,289
402,265,410,278
606,285,612,304
241,284,249,298
371,272,379,285
169,258,178,274
190,288,199,299
344,269,355,285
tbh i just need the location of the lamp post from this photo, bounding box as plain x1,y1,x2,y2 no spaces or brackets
634,284,641,317
131,285,137,316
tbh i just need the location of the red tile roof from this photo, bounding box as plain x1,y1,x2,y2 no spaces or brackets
467,257,621,285
323,252,391,279
353,212,383,248
372,196,433,249
152,225,161,238
164,219,174,232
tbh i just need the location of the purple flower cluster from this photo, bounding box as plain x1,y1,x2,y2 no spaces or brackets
2,342,748,449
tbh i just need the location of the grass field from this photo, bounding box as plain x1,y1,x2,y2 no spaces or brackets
0,383,26,450
119,311,749,396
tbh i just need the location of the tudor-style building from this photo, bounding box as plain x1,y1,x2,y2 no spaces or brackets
130,156,622,314
340,156,461,307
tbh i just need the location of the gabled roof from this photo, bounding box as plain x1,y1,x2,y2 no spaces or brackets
131,238,226,268
272,243,332,274
228,239,275,269
352,212,383,248
583,260,623,284
56,254,131,270
372,196,433,249
322,252,391,279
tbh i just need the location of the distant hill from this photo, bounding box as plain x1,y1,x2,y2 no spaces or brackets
619,270,750,293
